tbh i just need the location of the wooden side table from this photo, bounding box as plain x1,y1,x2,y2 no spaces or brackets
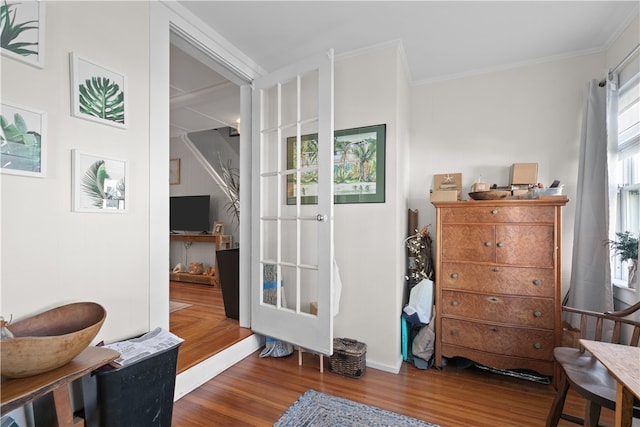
169,233,233,286
1,346,119,427
579,339,640,427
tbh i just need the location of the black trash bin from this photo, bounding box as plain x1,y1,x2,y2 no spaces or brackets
93,343,181,427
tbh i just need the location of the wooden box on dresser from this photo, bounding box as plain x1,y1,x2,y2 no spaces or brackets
432,199,568,378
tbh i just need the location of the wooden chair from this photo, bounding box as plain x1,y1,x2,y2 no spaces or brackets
546,300,640,427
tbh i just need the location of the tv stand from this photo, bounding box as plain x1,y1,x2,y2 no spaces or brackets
169,234,232,286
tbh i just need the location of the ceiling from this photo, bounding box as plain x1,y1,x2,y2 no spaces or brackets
170,1,638,137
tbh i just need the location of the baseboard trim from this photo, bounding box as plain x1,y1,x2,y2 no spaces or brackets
367,355,403,374
173,334,264,400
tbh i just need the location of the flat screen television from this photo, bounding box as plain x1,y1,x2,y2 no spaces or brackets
170,195,210,233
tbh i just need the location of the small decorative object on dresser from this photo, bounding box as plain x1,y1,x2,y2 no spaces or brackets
431,198,568,379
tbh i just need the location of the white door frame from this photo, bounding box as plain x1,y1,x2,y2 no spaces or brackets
149,2,261,396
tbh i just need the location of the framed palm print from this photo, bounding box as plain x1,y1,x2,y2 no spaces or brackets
72,150,128,213
70,53,127,128
0,101,47,177
286,124,386,204
1,0,46,68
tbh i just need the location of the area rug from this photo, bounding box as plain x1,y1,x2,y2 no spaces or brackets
274,389,440,426
169,300,192,313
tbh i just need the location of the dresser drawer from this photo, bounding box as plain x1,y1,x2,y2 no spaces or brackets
442,224,554,267
441,262,555,297
441,290,554,329
439,344,555,376
441,318,555,361
441,205,555,224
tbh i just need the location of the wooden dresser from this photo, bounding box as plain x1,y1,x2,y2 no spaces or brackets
432,199,567,376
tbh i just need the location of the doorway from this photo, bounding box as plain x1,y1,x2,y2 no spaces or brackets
168,39,247,372
150,4,260,398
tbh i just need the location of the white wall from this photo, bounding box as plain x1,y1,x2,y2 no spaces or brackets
408,53,606,296
0,1,151,343
332,46,408,371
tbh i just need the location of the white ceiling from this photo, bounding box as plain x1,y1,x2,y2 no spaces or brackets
170,1,639,137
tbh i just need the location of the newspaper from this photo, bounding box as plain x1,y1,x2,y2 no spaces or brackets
102,327,184,367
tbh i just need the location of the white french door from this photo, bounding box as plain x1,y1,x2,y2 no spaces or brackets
250,50,334,355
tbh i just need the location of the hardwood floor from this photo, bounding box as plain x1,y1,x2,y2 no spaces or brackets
172,350,615,427
169,281,252,373
169,282,615,426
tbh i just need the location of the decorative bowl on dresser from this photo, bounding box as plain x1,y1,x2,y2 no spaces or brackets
432,199,568,379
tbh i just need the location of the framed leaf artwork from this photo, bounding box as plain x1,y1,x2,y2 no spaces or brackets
0,0,46,68
0,101,47,177
72,150,128,213
70,53,128,129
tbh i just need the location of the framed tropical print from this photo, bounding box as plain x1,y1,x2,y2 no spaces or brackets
286,124,386,204
0,101,47,177
1,0,46,68
72,150,128,213
70,53,128,129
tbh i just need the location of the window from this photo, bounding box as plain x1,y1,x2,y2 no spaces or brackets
612,60,640,285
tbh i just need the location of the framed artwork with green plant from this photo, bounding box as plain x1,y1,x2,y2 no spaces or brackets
286,124,386,204
70,53,127,129
0,101,47,177
1,0,45,68
72,150,128,213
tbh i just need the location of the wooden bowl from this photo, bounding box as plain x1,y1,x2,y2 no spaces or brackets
1,302,106,378
468,190,511,200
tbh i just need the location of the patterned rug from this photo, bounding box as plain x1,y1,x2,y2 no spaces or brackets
274,389,440,426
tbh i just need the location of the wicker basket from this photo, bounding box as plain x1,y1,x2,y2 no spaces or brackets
330,338,366,378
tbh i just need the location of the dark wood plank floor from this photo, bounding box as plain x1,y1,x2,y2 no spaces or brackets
169,281,252,373
170,282,614,426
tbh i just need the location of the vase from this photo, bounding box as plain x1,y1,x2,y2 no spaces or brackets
628,259,638,289
216,248,239,320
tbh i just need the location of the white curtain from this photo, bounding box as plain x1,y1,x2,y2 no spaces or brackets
566,79,614,314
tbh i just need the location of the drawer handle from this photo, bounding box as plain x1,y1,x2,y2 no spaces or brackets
533,310,542,317
451,300,459,307
491,268,500,272
491,209,499,215
496,242,504,248
450,273,459,279
532,279,542,286
484,241,492,247
533,342,542,349
489,327,498,332
487,297,500,303
451,329,459,336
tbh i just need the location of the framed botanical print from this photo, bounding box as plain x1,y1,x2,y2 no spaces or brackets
0,101,47,177
70,53,128,128
72,150,128,213
286,124,386,204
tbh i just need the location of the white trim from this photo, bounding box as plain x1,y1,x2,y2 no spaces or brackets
174,335,263,400
413,48,606,86
161,1,263,83
367,356,403,375
603,3,640,51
